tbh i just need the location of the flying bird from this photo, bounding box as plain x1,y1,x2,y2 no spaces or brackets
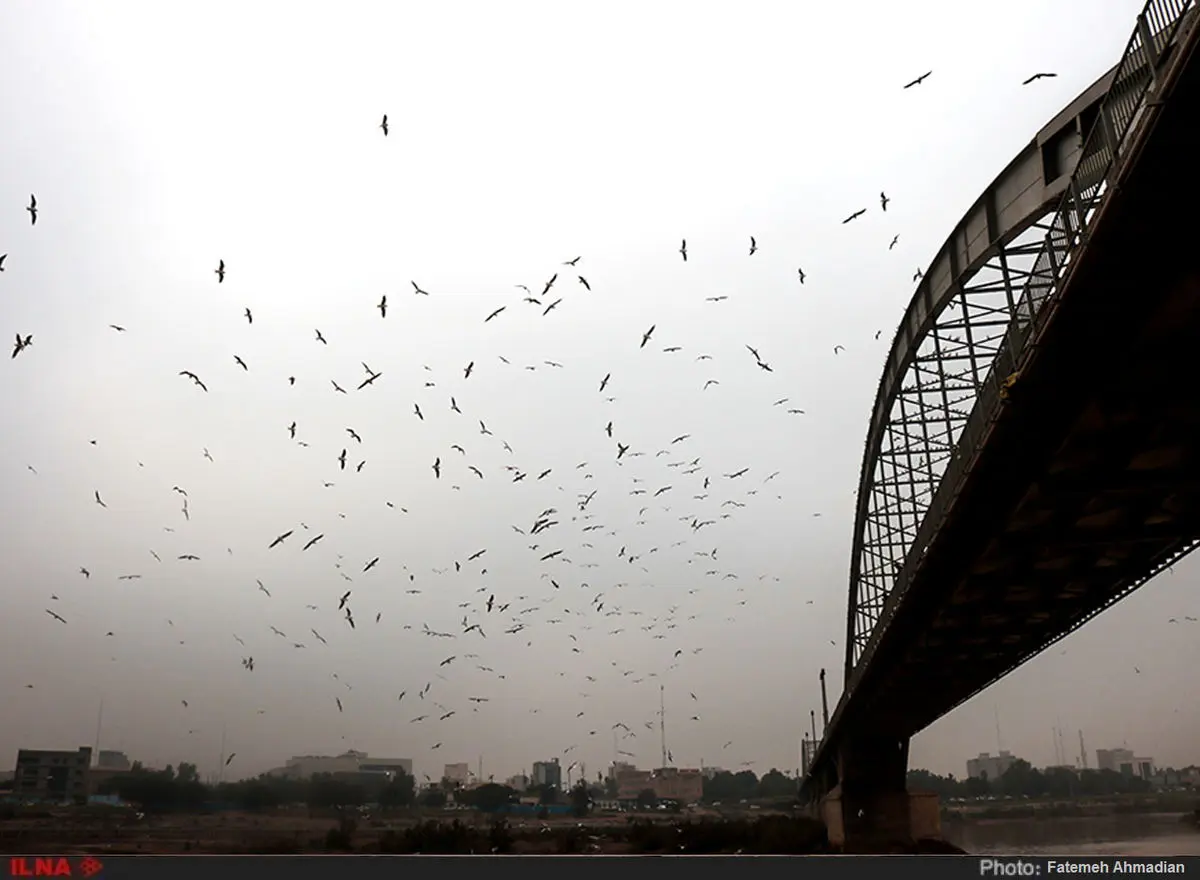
380,114,389,135
748,236,757,255
412,281,429,295
377,295,387,318
485,306,505,322
214,259,225,282
842,208,866,224
679,239,688,261
179,371,207,391
1022,72,1058,85
27,195,37,225
640,326,656,348
904,71,933,89
880,192,890,211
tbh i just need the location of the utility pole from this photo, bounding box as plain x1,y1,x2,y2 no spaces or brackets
92,698,104,766
819,669,830,733
810,709,817,743
659,684,668,767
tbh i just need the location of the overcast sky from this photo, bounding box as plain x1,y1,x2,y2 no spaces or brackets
2,0,1195,787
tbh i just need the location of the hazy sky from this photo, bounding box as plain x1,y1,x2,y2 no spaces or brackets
2,0,1195,787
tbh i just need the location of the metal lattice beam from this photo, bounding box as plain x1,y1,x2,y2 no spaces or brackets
842,0,1197,698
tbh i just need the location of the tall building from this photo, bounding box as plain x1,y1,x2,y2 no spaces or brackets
12,747,92,804
532,758,562,789
1096,748,1155,779
966,751,1017,781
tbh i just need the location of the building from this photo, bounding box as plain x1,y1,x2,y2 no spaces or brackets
615,766,704,802
966,750,1017,782
532,759,562,789
608,761,635,782
700,765,727,780
268,750,412,780
1096,748,1155,779
442,763,470,787
96,750,131,771
506,773,530,790
12,747,92,804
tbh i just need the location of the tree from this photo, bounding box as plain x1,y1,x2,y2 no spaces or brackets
757,768,796,799
536,784,559,805
636,787,658,810
569,780,592,817
421,785,447,808
464,783,516,813
378,772,416,808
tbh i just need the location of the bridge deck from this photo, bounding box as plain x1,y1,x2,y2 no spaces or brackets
814,8,1200,759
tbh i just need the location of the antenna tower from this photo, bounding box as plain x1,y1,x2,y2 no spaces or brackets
659,684,668,767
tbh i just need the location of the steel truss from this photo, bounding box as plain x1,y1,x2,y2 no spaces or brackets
842,0,1197,696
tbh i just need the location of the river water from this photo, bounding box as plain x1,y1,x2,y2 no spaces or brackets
944,812,1200,856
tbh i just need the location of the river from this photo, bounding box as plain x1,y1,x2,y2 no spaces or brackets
944,812,1200,855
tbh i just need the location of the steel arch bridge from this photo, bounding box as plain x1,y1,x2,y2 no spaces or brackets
840,0,1197,701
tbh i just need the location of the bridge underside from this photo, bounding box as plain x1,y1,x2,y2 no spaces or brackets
811,10,1200,848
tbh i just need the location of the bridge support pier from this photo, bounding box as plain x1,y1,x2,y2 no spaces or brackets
819,734,941,852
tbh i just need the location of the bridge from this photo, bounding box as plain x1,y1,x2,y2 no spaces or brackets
801,0,1200,850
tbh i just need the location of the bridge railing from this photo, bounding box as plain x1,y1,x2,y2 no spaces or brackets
840,0,1197,702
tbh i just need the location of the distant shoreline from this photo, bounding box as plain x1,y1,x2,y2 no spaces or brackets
941,792,1199,823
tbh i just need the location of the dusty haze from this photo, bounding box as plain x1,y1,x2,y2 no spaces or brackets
1,0,1196,786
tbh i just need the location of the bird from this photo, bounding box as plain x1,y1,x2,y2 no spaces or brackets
577,276,590,291
243,308,252,324
485,306,505,323
904,71,932,89
315,329,327,344
797,268,806,284
748,236,757,255
0,254,6,271
179,371,207,392
889,235,899,250
880,192,890,211
1023,72,1058,85
377,295,388,318
843,208,866,224
411,281,429,296
12,334,33,359
214,260,225,282
679,239,688,261
380,114,389,135
640,326,656,348
26,195,37,225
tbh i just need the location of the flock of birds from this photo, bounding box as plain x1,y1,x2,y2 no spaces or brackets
13,62,1180,786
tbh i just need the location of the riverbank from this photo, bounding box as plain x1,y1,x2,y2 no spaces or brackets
942,791,1198,821
945,812,1200,855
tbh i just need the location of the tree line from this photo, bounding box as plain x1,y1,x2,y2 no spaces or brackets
80,761,801,814
908,759,1154,799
